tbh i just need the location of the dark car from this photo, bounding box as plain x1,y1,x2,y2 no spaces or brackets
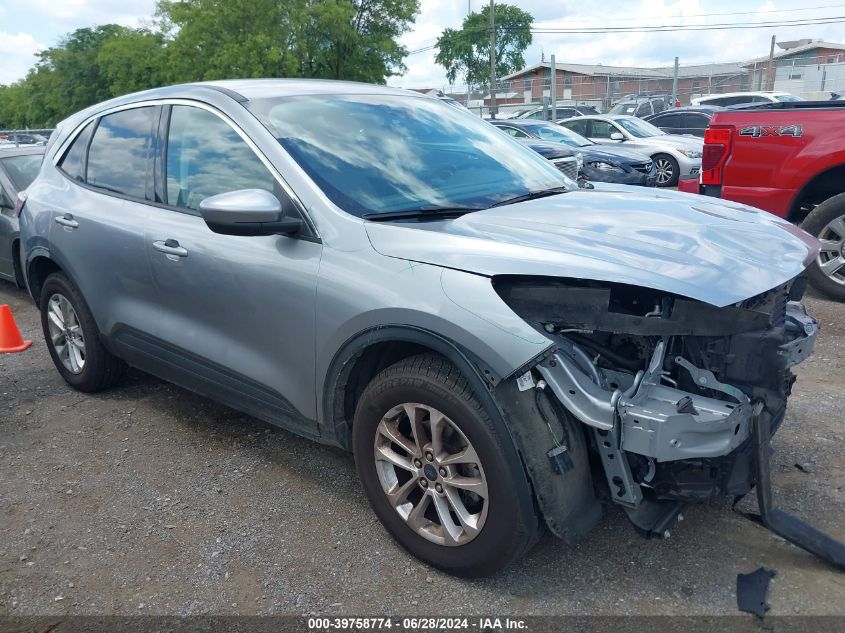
0,145,44,285
512,138,581,182
643,106,722,137
492,120,657,186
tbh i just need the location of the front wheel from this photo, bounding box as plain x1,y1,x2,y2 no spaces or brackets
39,272,125,392
653,154,679,187
802,193,845,302
352,354,538,577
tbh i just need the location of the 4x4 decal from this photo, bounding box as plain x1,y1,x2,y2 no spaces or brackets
739,124,803,138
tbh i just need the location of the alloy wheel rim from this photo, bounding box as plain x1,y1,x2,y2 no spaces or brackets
373,402,488,546
46,293,86,374
816,214,845,286
655,158,674,184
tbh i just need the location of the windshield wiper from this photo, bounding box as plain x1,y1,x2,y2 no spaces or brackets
489,186,570,208
362,206,483,222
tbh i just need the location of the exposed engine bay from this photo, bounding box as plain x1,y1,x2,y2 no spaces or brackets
493,275,836,551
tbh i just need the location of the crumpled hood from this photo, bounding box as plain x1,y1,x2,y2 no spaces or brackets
365,187,819,307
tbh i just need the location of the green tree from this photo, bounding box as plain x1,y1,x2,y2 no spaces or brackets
156,0,419,83
434,3,533,86
301,0,420,82
156,0,304,82
96,29,168,95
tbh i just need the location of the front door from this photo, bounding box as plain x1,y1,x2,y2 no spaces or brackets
141,104,322,435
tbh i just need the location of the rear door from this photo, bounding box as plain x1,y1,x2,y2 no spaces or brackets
140,103,322,434
46,107,158,337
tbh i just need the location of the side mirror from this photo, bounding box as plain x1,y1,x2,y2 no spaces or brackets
609,132,625,141
199,189,302,237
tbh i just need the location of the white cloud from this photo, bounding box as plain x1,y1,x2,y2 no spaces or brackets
0,32,45,85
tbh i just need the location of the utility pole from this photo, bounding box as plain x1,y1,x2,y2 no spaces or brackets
766,34,776,91
550,54,557,122
489,0,496,118
671,56,679,106
465,0,472,109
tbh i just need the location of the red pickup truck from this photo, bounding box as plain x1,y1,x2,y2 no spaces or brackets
678,101,845,300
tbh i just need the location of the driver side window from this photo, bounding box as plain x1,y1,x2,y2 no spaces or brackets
165,105,276,210
591,121,618,138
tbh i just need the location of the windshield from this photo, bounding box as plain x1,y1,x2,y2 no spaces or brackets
247,94,570,217
614,118,664,138
523,123,593,147
775,94,803,102
1,154,43,190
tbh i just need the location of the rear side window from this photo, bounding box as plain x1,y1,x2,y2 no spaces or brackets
165,105,275,210
58,121,95,183
87,107,156,199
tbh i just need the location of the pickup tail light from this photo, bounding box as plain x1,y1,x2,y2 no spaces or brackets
701,127,732,186
14,192,27,217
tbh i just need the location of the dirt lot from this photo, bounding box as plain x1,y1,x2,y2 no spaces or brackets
1,281,844,617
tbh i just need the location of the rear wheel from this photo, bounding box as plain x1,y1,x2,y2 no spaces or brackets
352,354,538,577
39,272,125,392
802,193,845,302
653,153,679,187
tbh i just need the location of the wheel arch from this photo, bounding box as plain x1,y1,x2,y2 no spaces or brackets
26,251,62,306
788,163,845,223
321,325,501,451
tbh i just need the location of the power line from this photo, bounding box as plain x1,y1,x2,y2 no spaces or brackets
404,3,845,55
528,16,845,34
406,15,845,56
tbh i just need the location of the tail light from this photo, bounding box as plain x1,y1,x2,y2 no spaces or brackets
701,127,732,186
14,192,27,217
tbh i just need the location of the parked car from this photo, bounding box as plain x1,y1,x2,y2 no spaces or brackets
0,132,48,146
491,120,656,186
18,80,836,576
511,137,581,182
560,115,703,186
516,104,600,121
678,99,845,301
0,146,44,285
690,91,802,107
608,95,671,118
643,106,722,137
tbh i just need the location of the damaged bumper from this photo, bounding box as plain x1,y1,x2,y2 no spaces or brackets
496,275,844,566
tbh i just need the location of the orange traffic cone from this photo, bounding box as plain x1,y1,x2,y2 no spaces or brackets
0,304,32,353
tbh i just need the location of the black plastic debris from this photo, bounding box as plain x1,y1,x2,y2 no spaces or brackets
737,567,777,617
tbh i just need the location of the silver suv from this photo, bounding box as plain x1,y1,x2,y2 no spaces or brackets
18,80,839,576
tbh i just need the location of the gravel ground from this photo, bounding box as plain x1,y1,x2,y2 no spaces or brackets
1,281,843,617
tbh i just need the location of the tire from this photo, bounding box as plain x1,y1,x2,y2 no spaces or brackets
801,193,845,302
653,153,679,187
39,272,125,392
352,353,538,577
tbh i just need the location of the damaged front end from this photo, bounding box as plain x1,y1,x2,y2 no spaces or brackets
494,275,845,567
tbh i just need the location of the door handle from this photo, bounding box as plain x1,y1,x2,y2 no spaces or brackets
55,214,78,229
153,239,188,258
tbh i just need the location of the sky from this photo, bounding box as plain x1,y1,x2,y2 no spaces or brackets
1,0,844,87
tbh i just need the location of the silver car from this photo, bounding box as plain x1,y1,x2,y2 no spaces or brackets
0,145,44,285
18,80,839,576
560,114,703,186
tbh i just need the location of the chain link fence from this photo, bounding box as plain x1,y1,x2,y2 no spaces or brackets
428,57,845,117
